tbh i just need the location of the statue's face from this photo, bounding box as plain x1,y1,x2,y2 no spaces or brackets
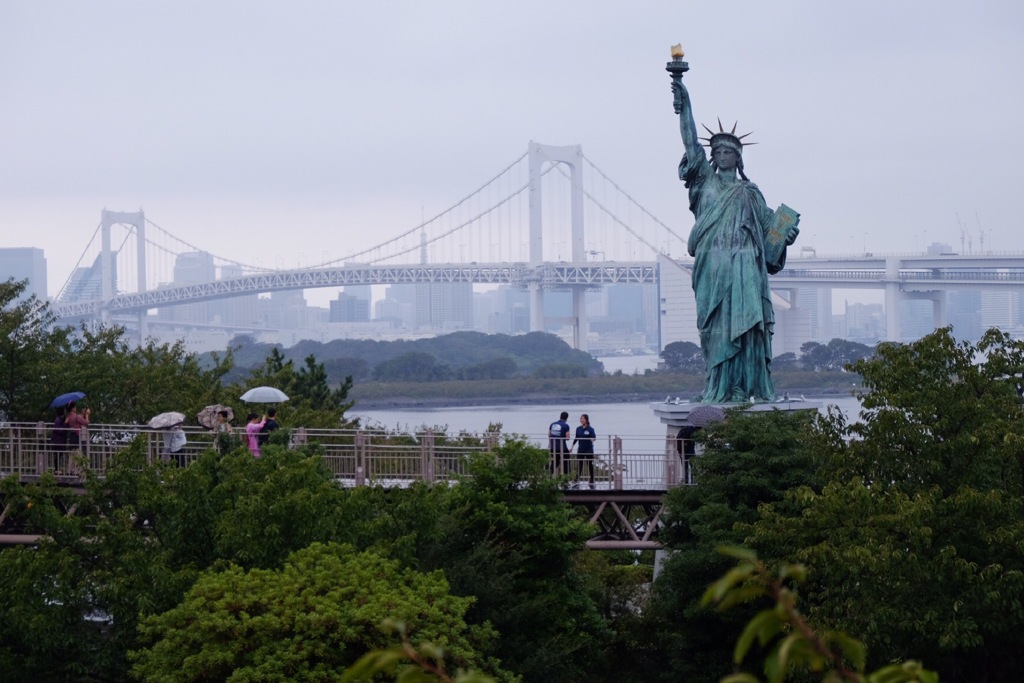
712,146,739,172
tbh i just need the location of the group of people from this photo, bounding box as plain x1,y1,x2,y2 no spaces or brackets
244,408,279,458
49,401,283,469
190,406,281,458
548,411,597,487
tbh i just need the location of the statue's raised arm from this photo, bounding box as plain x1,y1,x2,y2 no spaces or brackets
671,79,702,162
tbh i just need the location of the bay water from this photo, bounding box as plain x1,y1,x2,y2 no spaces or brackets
352,395,862,450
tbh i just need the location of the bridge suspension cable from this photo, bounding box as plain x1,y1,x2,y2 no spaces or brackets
554,162,678,259
54,221,102,302
315,151,530,267
364,164,559,265
582,154,687,247
144,218,268,273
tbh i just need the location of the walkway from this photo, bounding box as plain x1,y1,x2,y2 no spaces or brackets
0,422,687,549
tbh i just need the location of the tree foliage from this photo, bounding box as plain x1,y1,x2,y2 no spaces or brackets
426,440,612,683
798,339,874,372
0,278,63,420
234,347,354,429
651,409,819,682
0,277,234,424
749,328,1024,680
130,543,510,683
374,351,454,382
660,340,704,373
220,330,602,385
703,547,937,683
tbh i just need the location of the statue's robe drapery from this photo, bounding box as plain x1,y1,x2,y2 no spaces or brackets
681,150,788,403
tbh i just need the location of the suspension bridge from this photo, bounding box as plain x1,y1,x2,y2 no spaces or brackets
47,141,1024,348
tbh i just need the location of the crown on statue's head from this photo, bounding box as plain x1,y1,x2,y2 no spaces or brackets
699,118,756,155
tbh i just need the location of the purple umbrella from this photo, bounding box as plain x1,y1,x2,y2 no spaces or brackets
50,391,86,409
686,404,726,428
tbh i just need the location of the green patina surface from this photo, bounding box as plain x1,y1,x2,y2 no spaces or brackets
670,67,800,403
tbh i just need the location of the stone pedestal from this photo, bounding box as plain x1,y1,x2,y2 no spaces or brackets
650,397,821,432
651,398,821,486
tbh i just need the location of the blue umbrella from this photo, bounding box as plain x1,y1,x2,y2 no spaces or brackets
50,391,86,409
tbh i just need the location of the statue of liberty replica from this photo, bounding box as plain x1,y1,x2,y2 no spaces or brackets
667,45,800,404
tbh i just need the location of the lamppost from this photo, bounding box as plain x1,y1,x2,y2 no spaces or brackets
587,250,606,261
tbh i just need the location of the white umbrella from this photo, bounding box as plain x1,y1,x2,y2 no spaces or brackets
240,386,290,403
149,411,186,429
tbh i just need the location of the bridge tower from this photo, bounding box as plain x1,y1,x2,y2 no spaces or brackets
528,141,588,350
100,209,147,339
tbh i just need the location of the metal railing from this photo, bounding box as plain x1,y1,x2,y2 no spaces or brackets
0,422,688,492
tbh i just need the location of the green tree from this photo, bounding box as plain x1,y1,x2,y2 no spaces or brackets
426,440,612,683
237,348,354,429
771,352,799,371
460,357,517,380
0,278,66,420
0,444,367,681
749,328,1024,680
703,547,937,683
798,339,874,373
660,340,704,373
130,542,513,683
374,351,453,382
651,409,819,683
0,277,234,424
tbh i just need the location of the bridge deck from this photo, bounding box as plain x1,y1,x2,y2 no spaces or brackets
0,422,683,490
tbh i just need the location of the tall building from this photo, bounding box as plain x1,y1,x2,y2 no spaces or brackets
899,299,936,342
415,282,473,330
844,301,885,343
59,252,116,304
212,264,262,327
0,247,47,301
947,291,983,342
330,292,370,322
980,291,1022,333
167,251,215,324
656,254,700,351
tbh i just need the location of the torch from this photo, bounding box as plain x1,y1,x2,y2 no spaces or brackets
666,44,689,115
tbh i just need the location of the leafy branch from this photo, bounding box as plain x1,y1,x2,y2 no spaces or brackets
340,620,496,683
702,546,938,683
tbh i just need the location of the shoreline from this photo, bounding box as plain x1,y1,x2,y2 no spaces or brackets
352,389,856,411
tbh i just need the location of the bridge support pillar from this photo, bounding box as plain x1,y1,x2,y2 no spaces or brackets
884,257,903,342
529,282,544,332
527,141,589,349
101,209,147,341
572,285,588,352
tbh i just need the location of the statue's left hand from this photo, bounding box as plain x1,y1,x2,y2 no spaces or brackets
786,226,800,245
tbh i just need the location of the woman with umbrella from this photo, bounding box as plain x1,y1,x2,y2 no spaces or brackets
215,410,233,454
245,412,267,458
65,401,91,451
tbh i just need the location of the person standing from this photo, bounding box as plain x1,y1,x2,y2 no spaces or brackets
548,411,570,475
51,407,70,472
245,412,267,458
215,410,233,454
258,407,280,448
571,413,597,487
65,402,91,450
163,424,188,467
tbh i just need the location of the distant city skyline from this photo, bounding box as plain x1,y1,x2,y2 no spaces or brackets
5,244,1023,358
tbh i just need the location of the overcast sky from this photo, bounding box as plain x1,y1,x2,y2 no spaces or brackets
2,1,1022,302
